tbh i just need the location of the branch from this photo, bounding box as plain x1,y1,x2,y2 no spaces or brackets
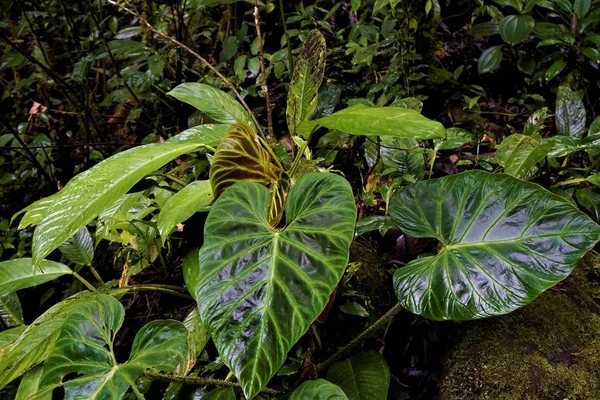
143,371,280,395
317,303,402,371
253,1,274,140
107,0,264,138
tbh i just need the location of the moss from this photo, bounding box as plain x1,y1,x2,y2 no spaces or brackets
439,254,600,400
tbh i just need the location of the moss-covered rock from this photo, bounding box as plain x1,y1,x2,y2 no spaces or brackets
439,254,600,400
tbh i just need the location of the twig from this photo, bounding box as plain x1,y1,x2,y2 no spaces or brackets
73,271,98,292
0,120,55,184
253,1,274,140
119,284,193,300
107,0,263,138
317,303,402,371
143,371,280,395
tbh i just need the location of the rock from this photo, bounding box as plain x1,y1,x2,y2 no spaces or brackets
439,254,600,400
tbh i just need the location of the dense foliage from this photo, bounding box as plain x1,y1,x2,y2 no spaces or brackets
1,0,600,399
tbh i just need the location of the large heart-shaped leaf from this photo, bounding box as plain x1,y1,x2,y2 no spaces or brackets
389,171,600,321
297,105,445,139
168,83,253,126
0,258,72,295
556,86,586,140
289,379,349,399
499,15,534,46
37,294,187,399
30,141,202,264
210,123,289,226
194,172,356,399
0,292,96,389
326,352,390,400
286,29,326,135
157,180,213,242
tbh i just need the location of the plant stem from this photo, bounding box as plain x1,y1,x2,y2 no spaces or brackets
88,265,105,285
107,0,264,139
317,303,402,371
119,284,193,300
73,271,98,292
288,127,316,177
143,371,280,395
551,177,587,188
278,0,294,74
253,1,275,140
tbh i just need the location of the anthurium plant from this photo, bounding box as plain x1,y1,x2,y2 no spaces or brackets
1,28,598,400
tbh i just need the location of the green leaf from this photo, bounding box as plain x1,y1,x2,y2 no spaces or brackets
545,57,567,82
327,352,390,400
339,302,369,317
574,0,591,18
469,22,500,36
59,227,94,265
0,325,26,349
289,379,349,399
210,123,289,226
37,294,187,399
581,47,600,63
14,192,62,229
355,215,395,236
166,124,231,147
589,117,600,135
495,133,551,179
389,171,600,321
173,308,210,377
517,55,536,75
556,86,586,140
499,15,534,46
0,292,96,389
0,258,72,295
16,365,49,400
298,105,446,139
287,30,326,135
493,0,523,12
31,141,202,264
168,83,253,126
312,85,342,120
434,128,473,150
577,188,600,221
202,388,236,400
0,293,24,327
194,172,356,399
478,45,503,74
157,180,213,242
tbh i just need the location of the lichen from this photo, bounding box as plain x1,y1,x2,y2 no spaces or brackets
439,254,600,400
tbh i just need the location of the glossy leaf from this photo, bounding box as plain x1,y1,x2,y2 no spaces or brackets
166,124,231,147
157,180,213,242
576,188,600,221
194,172,356,399
0,258,72,295
0,325,26,349
434,128,473,150
16,364,49,400
574,0,591,18
168,83,253,126
203,388,236,400
210,123,289,226
327,352,390,400
499,15,534,46
478,45,503,74
173,308,210,377
493,0,523,12
468,22,499,36
495,133,551,179
298,105,445,139
545,58,567,82
37,294,187,399
0,292,96,389
389,171,600,321
287,29,326,135
14,192,62,230
289,379,349,399
0,293,24,327
59,227,94,265
556,86,586,140
31,141,202,264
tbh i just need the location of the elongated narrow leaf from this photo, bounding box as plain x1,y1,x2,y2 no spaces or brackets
166,124,231,147
38,294,187,399
0,258,72,295
31,142,202,264
173,308,210,377
327,352,390,400
168,83,253,126
0,292,96,389
59,227,94,265
0,293,24,327
495,133,551,179
210,123,289,226
287,29,326,135
389,171,600,321
14,192,62,229
16,364,50,400
556,86,586,140
194,172,356,399
289,379,349,399
0,325,26,349
499,15,534,46
157,180,213,242
298,105,445,139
